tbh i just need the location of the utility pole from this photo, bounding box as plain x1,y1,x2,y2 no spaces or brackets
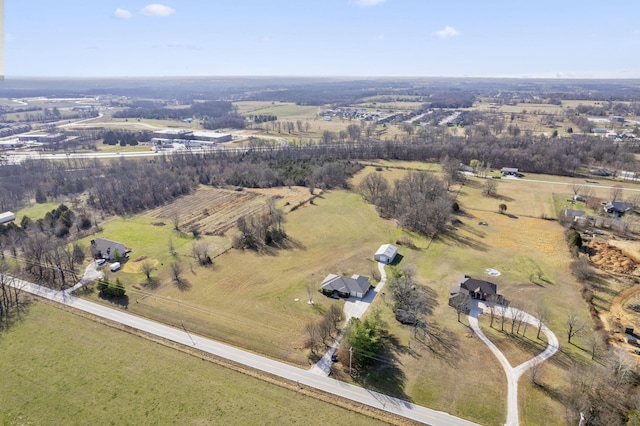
349,346,353,376
179,299,196,346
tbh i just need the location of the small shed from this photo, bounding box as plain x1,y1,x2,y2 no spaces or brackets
625,324,635,335
0,211,16,224
374,244,398,264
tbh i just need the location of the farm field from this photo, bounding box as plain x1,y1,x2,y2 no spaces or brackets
146,186,270,236
0,302,384,426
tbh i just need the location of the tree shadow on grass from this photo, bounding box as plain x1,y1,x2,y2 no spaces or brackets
414,322,461,367
143,277,160,290
357,332,413,401
0,300,31,332
173,278,192,292
438,231,489,252
98,293,130,308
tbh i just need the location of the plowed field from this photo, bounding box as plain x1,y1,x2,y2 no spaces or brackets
146,187,268,236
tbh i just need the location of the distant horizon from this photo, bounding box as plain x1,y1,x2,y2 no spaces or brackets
3,75,640,82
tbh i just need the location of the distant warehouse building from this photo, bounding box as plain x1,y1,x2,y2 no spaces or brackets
19,133,65,143
153,129,232,143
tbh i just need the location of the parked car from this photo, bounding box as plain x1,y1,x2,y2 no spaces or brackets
96,259,106,266
109,262,121,272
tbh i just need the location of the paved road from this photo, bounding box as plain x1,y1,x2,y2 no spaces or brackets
7,275,479,426
468,302,559,426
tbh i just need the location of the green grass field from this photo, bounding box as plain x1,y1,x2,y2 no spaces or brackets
0,302,385,425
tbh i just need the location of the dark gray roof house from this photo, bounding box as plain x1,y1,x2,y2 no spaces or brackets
449,275,505,307
90,238,127,261
604,201,633,216
321,274,371,299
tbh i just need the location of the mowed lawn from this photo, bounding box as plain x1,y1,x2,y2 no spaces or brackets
0,302,384,426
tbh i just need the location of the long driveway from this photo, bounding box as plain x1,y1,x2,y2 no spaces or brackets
310,261,389,376
7,275,478,426
468,302,559,426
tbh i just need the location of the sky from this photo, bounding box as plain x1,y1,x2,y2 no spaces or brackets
5,0,640,78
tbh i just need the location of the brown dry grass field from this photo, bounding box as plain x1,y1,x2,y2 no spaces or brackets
75,161,618,425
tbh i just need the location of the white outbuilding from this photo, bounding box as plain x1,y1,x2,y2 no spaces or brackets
374,244,398,264
0,211,16,225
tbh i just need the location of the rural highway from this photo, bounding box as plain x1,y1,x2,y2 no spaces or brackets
7,276,479,426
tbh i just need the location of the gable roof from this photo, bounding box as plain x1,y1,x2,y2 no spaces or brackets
321,274,371,294
606,201,632,211
564,209,586,217
375,244,398,258
90,238,126,258
460,277,497,296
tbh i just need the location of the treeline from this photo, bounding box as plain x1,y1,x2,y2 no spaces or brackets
0,132,637,217
250,114,277,123
201,114,246,130
423,91,475,109
103,130,148,146
0,270,24,329
113,100,233,120
0,204,88,289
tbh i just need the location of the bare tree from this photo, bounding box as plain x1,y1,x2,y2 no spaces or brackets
586,334,603,360
170,262,185,287
535,305,549,339
498,304,509,332
483,179,498,197
566,313,586,344
610,185,623,202
451,293,470,322
305,322,323,355
326,303,345,334
140,260,154,283
571,183,584,197
171,212,181,231
358,173,389,204
528,361,544,386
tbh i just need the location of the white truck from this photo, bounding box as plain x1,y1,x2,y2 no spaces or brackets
109,262,121,272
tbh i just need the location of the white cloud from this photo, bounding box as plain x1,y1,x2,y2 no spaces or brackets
141,4,176,17
113,8,133,19
435,26,460,39
355,0,386,6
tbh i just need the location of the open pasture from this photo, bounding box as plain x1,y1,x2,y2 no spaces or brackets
0,302,383,426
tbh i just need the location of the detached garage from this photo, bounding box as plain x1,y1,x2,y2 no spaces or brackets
374,244,398,264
